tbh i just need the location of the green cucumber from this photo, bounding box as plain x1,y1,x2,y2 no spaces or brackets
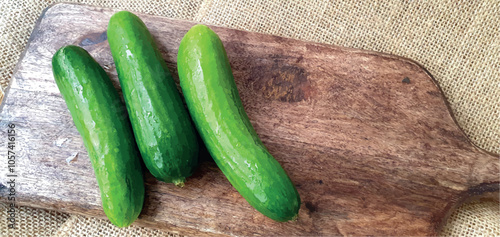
107,11,199,185
52,45,144,227
177,25,301,222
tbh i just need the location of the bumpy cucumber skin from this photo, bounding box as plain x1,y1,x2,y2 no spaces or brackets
52,45,144,228
107,11,199,185
177,25,301,222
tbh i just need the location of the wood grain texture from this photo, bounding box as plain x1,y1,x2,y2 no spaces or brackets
0,3,498,236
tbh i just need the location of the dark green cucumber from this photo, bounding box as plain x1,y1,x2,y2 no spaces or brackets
107,11,199,185
52,45,144,227
177,25,301,222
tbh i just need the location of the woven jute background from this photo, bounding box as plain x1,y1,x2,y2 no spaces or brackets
0,202,70,236
0,0,498,236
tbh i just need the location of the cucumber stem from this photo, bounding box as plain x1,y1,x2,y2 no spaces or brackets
173,178,185,187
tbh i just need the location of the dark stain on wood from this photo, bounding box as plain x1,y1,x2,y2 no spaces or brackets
467,183,500,196
305,201,318,213
253,62,313,102
0,3,498,237
402,77,411,84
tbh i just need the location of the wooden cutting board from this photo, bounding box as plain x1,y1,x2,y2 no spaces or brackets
0,3,498,236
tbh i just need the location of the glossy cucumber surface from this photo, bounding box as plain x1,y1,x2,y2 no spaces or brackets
177,25,301,222
107,11,199,185
52,45,144,227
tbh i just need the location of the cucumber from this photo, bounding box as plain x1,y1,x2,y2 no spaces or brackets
177,25,301,222
52,45,144,227
107,11,199,185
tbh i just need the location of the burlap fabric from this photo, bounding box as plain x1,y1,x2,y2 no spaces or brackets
0,202,69,236
0,0,498,236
